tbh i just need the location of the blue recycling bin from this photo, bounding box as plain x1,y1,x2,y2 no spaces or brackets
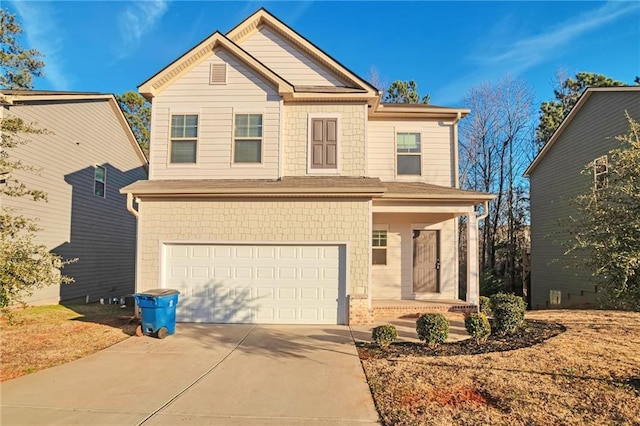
134,289,180,339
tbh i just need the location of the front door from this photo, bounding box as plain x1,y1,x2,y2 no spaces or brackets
413,230,439,293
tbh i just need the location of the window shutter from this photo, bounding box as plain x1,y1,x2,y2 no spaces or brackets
311,118,338,169
210,63,227,85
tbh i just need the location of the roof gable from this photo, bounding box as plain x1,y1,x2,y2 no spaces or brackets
1,90,148,168
524,86,640,177
138,31,294,100
226,8,379,97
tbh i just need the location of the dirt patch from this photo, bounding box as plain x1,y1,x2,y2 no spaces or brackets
360,310,640,426
0,304,137,382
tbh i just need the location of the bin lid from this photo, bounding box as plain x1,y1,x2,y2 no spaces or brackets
137,288,180,297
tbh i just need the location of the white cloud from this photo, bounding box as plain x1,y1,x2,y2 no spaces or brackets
433,1,639,105
114,0,169,61
9,1,71,90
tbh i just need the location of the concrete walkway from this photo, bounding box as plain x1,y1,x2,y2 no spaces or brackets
1,325,379,425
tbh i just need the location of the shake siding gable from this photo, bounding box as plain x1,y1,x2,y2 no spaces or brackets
368,120,453,186
529,91,640,309
150,48,281,180
239,26,348,87
2,99,147,304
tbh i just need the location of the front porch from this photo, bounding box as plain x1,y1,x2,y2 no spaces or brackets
372,299,476,319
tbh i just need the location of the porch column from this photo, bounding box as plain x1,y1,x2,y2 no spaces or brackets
466,212,479,306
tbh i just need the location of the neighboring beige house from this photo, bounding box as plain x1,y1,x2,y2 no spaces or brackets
121,9,493,325
1,90,148,305
524,86,640,309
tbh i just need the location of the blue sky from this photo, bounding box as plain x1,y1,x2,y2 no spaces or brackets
5,1,639,107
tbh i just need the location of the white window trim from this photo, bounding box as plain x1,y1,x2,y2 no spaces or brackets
372,224,389,266
168,112,200,167
307,112,341,175
94,165,106,198
232,109,265,166
395,128,423,178
594,155,608,190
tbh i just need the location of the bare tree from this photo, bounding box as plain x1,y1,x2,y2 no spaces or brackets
459,76,535,295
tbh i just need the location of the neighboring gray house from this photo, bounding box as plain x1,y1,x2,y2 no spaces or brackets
524,86,640,309
1,90,148,305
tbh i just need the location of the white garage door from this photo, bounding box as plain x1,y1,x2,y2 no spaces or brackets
164,244,346,324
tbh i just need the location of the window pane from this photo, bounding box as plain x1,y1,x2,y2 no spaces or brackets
372,249,387,265
397,133,421,153
94,166,105,182
171,115,185,138
94,181,105,197
171,140,197,163
235,114,248,127
234,140,261,163
372,230,387,247
235,114,262,138
397,155,421,175
185,115,198,127
248,114,262,127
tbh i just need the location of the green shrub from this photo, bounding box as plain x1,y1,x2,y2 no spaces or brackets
372,324,398,348
416,313,449,348
479,296,492,315
490,293,526,334
464,312,491,344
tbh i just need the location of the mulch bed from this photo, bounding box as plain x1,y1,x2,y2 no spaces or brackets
357,319,566,359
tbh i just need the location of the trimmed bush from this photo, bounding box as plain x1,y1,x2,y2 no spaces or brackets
372,324,398,348
479,296,492,315
464,312,491,344
416,313,449,348
490,293,526,334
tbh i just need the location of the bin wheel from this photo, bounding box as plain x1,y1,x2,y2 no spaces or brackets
135,325,143,337
156,327,168,339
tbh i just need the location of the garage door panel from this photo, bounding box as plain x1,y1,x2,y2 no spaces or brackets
165,244,344,324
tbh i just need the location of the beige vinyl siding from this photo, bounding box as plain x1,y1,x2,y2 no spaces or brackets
529,91,640,309
239,26,347,87
150,48,281,180
2,100,147,304
367,120,453,186
283,104,366,176
372,213,457,300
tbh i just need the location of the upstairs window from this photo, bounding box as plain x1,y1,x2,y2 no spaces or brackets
594,155,608,190
397,132,421,175
94,166,106,197
170,114,198,164
372,230,388,265
234,113,262,163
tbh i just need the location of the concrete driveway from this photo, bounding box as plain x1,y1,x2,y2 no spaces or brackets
1,325,379,425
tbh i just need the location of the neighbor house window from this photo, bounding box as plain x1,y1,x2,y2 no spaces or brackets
94,166,106,197
397,132,421,175
372,230,388,265
594,155,608,190
170,114,198,163
234,113,262,163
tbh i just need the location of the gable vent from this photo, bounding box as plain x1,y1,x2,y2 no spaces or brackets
210,63,227,85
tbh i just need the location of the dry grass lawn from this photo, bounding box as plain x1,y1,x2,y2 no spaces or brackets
0,304,137,382
360,310,640,426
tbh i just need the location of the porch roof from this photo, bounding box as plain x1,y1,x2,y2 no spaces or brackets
380,182,494,203
120,176,386,198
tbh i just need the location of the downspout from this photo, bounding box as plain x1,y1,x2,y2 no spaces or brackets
126,193,139,218
452,111,461,188
473,200,490,308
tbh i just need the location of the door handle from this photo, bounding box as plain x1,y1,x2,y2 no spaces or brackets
435,259,440,270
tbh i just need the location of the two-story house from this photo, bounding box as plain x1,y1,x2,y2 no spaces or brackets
1,90,148,305
524,86,640,309
121,9,493,325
